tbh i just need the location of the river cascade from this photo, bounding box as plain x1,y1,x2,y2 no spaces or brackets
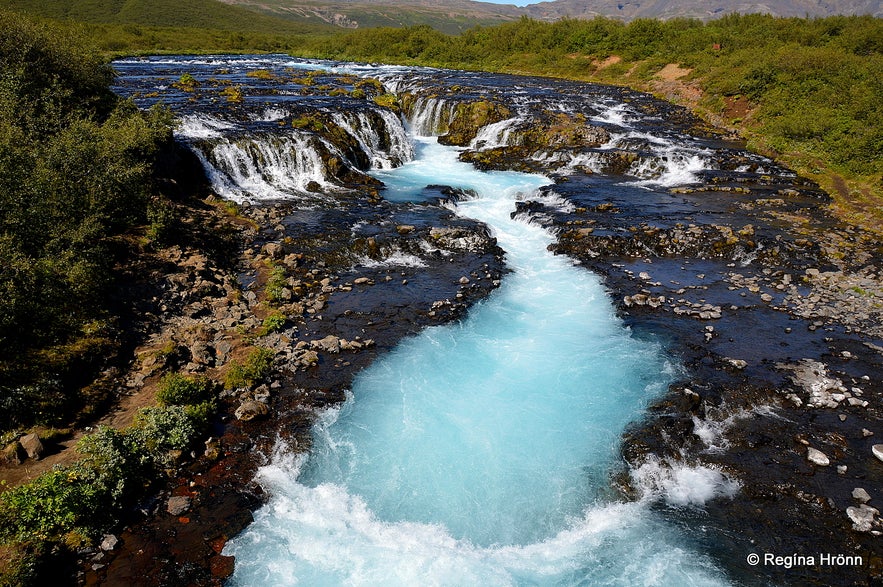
107,56,786,585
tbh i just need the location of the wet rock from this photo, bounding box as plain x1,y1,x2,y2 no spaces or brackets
234,400,270,421
99,534,119,552
806,447,830,466
311,335,341,353
19,433,44,460
210,554,236,580
846,504,879,532
167,495,191,516
204,437,221,461
852,488,872,503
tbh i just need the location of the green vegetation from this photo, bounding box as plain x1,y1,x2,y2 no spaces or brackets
259,311,288,336
0,0,330,36
155,373,215,406
224,346,275,390
263,261,290,303
0,11,176,433
0,384,216,582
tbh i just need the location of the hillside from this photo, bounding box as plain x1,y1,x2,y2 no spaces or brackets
524,0,883,22
215,0,521,34
218,0,883,33
0,0,333,34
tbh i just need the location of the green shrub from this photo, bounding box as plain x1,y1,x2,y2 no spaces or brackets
260,311,287,335
145,197,179,243
173,72,199,91
133,405,202,456
264,262,288,303
156,373,214,406
224,346,274,389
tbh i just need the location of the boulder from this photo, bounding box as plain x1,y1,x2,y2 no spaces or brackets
19,433,44,460
235,400,269,421
847,504,879,532
311,335,341,354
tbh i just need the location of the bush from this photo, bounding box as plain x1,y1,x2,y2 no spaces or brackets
133,405,204,456
0,12,174,433
156,373,214,406
260,311,287,335
224,347,275,390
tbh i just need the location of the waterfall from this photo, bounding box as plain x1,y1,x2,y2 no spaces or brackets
330,109,414,169
408,96,455,137
469,117,522,150
190,132,348,202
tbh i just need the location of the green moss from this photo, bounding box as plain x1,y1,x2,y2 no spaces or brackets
371,93,399,110
245,69,274,80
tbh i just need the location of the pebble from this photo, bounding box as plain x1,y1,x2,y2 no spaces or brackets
806,447,830,466
99,534,119,551
852,488,871,503
167,495,192,516
847,504,879,532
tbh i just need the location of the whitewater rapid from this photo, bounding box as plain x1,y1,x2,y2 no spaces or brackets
224,134,737,585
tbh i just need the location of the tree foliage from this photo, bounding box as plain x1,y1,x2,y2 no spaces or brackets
0,11,174,431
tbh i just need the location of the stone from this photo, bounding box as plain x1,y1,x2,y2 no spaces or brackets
725,358,747,370
872,444,883,463
311,335,341,354
99,534,119,551
353,277,371,285
19,433,44,460
262,243,283,258
215,341,233,364
234,400,270,421
204,437,221,461
2,441,25,465
210,554,236,580
167,495,191,516
852,488,872,503
847,504,879,532
459,276,470,285
806,447,830,466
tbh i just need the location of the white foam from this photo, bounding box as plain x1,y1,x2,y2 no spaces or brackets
469,118,522,150
631,457,740,507
356,251,427,268
253,107,289,122
176,114,238,139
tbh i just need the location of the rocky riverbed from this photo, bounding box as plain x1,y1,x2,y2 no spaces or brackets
62,57,883,585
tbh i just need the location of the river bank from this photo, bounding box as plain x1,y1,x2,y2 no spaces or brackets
4,55,880,585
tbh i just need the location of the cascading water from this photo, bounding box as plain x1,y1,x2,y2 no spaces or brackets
107,55,789,584
224,125,737,585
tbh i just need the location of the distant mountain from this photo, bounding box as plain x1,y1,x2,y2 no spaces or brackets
215,0,522,34
522,0,883,22
219,0,883,34
2,0,879,38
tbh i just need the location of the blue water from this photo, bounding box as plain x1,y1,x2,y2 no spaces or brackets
226,137,736,586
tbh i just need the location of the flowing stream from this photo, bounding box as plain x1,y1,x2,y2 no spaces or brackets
110,55,750,585
224,137,736,585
